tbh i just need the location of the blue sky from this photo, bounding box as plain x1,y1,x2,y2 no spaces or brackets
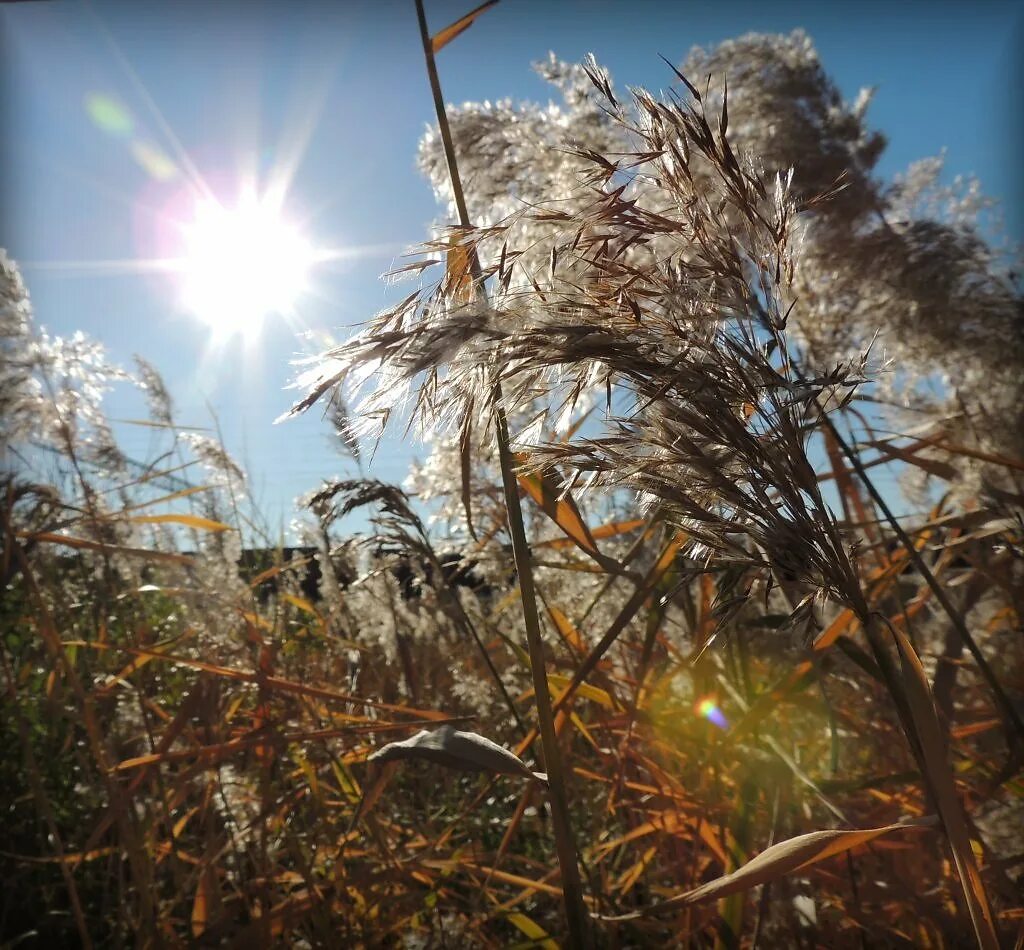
2,0,1021,536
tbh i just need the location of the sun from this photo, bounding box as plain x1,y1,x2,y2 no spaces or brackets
177,190,315,335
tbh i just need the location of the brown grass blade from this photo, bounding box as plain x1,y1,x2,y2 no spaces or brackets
191,866,213,938
20,531,192,564
860,440,960,481
460,408,477,539
933,439,1024,474
350,760,399,827
515,531,685,759
888,623,1001,949
73,641,454,719
444,236,474,302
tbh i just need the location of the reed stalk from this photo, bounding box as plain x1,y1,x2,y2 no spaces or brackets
412,1,591,944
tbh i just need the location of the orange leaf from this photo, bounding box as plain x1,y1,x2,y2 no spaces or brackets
191,867,213,937
445,239,473,303
516,458,599,557
546,605,586,656
431,0,499,53
534,517,645,550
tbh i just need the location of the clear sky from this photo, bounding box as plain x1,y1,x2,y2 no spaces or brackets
2,0,1021,536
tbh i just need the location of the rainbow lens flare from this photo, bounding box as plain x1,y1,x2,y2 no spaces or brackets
696,697,729,730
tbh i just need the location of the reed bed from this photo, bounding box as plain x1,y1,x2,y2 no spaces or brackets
2,4,1022,947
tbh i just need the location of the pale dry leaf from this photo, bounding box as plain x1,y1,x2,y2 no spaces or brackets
368,725,548,784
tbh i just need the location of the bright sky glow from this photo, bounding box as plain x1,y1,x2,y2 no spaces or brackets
2,0,1020,532
177,191,315,337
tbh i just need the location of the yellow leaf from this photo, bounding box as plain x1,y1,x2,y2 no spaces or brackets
546,606,586,655
506,912,559,949
617,846,657,896
812,607,856,653
129,513,231,532
248,554,316,590
282,593,321,618
93,652,157,697
172,807,198,839
331,759,362,803
568,712,601,753
548,673,613,710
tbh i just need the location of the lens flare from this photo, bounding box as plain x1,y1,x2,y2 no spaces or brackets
85,92,134,136
130,141,178,182
696,697,729,730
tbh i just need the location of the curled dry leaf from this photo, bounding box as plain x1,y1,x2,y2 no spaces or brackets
368,725,548,784
600,816,937,921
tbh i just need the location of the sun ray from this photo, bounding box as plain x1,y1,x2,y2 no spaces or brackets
18,257,183,278
311,242,408,266
85,2,215,205
15,145,170,223
263,62,338,214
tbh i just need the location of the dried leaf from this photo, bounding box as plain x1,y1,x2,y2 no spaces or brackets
515,457,600,557
861,440,960,482
129,513,232,532
382,257,442,279
659,53,701,102
890,626,999,949
601,817,936,920
350,759,399,827
368,725,547,784
535,517,645,550
445,239,474,303
720,75,729,137
191,867,213,937
21,531,192,564
507,912,559,949
282,593,321,618
546,605,587,655
430,0,499,53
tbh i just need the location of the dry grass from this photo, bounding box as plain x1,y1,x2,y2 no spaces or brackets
2,5,1023,947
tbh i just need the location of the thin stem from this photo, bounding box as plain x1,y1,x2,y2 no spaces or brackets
412,2,591,944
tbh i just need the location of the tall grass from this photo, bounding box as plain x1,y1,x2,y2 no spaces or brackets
2,7,1023,948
